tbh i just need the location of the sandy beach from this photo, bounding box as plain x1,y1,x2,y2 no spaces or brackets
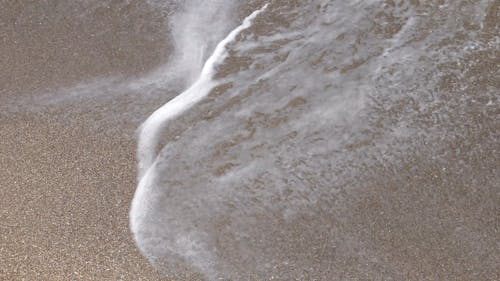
0,1,173,279
0,112,169,280
1,1,498,280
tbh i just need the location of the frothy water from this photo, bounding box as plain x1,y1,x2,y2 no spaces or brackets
130,5,268,277
127,0,498,279
134,4,268,179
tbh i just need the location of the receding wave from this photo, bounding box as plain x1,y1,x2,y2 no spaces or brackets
123,0,497,279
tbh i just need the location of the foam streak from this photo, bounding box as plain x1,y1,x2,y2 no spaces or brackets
129,3,268,274
136,3,268,179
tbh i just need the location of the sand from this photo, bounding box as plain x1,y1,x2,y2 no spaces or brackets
1,1,498,280
0,112,169,280
0,1,173,280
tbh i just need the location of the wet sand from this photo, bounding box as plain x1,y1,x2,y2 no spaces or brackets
0,0,169,97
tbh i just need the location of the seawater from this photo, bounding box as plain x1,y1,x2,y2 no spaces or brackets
129,1,499,279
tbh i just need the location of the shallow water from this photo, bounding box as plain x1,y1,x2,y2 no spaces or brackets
2,0,499,280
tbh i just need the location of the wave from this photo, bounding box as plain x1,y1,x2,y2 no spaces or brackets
130,4,269,279
127,0,498,279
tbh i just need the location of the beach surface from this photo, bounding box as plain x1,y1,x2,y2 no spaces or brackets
1,1,498,280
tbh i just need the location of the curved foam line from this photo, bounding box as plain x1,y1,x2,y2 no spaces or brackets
201,4,269,77
130,3,269,272
136,3,268,179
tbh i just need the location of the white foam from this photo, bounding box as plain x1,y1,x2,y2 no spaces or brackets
135,3,268,179
130,3,268,276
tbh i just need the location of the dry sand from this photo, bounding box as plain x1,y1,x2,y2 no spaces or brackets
0,112,169,280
